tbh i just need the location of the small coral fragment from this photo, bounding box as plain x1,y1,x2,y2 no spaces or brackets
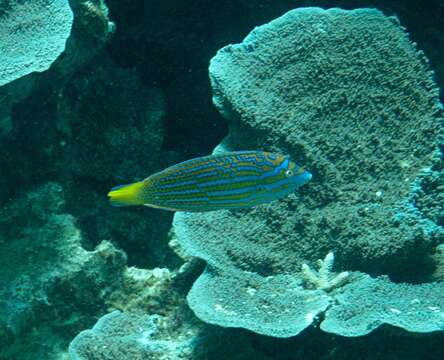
301,252,350,292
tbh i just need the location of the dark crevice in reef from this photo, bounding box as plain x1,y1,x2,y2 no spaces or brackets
0,77,60,205
105,0,253,157
62,175,183,270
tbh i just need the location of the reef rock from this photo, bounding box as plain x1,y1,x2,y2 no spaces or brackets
173,7,444,337
0,183,127,359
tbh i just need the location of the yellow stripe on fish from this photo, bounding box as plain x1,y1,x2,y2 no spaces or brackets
107,151,312,212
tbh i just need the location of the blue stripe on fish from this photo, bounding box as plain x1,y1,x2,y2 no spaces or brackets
207,186,258,197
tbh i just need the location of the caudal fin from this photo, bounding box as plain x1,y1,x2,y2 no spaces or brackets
107,181,145,207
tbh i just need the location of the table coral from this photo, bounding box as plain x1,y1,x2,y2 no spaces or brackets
321,274,444,336
173,7,444,338
182,248,444,337
207,7,444,274
69,311,198,360
0,0,73,86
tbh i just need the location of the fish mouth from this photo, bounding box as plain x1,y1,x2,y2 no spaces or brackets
297,170,312,186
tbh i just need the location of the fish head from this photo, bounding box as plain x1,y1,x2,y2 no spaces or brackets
281,157,312,187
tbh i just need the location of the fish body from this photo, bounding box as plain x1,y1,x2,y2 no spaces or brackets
108,151,311,212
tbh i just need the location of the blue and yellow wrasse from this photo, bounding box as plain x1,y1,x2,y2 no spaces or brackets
108,151,311,212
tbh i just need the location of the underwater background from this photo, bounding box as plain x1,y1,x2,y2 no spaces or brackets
0,0,443,359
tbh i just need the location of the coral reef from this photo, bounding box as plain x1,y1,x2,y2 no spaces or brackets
0,183,127,359
54,59,179,268
0,0,114,141
0,0,73,86
69,311,198,360
104,0,230,155
108,267,181,315
0,1,443,359
68,254,204,359
173,6,444,338
321,273,444,336
0,1,177,268
185,249,444,337
186,265,331,337
176,6,443,276
56,60,165,183
431,244,444,282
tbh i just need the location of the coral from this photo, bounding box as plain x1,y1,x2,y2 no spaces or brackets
108,267,181,315
431,244,444,282
301,252,350,292
172,8,444,338
0,0,115,144
75,252,444,356
56,0,115,75
321,274,444,336
410,161,444,227
0,0,73,86
0,183,127,359
68,237,203,359
186,266,331,337
69,252,205,359
183,248,444,338
0,55,177,268
207,6,444,275
54,60,180,267
76,0,115,40
56,60,165,182
0,2,443,358
69,311,198,360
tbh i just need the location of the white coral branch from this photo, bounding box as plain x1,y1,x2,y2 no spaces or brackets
301,252,350,292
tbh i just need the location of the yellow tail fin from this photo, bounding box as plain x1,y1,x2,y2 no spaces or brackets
108,181,145,207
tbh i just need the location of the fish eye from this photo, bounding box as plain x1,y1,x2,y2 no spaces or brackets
285,169,294,178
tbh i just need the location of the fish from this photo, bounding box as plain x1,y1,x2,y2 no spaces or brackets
107,151,312,212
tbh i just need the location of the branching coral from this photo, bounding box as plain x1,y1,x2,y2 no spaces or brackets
301,252,350,292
